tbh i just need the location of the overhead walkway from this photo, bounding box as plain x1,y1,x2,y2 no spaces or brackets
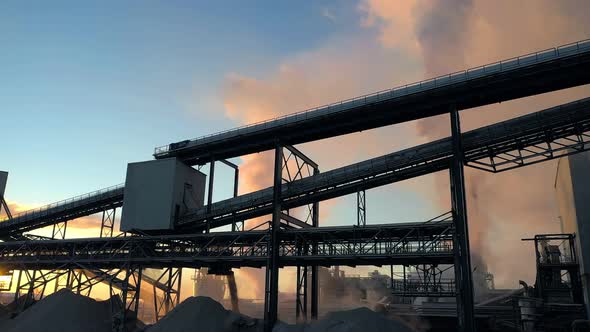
0,221,454,270
154,39,590,164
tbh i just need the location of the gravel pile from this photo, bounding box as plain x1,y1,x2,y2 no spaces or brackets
0,289,112,332
148,296,261,332
274,307,414,332
150,297,412,332
0,303,9,321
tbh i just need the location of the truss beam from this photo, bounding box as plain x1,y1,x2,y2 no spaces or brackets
174,98,590,232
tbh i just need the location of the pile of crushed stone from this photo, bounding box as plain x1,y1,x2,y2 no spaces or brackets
148,296,261,332
0,303,9,321
150,297,412,332
274,307,413,332
0,289,112,332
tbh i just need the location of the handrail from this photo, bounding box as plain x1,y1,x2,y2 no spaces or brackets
154,38,590,155
0,183,124,223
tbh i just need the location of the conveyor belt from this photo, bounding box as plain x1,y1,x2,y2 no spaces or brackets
0,184,124,238
155,39,590,164
176,97,590,231
0,222,454,270
1,97,589,237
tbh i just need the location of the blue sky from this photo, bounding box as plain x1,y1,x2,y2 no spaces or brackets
0,1,437,227
0,2,348,199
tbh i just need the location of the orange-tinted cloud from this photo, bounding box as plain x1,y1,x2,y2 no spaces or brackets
360,0,590,286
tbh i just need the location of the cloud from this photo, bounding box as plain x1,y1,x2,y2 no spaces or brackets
360,0,590,286
320,7,337,22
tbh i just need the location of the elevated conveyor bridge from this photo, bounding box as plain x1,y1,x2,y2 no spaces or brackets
154,39,590,165
0,222,453,270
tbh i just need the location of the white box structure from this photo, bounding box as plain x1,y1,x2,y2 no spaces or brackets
121,158,206,231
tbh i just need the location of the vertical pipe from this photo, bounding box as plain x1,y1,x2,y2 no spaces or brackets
450,105,476,332
264,145,283,332
206,160,215,233
311,167,319,319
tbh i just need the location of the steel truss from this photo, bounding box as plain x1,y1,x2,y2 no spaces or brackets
0,222,453,270
13,268,67,310
390,264,455,297
152,267,182,321
357,190,366,227
205,159,241,233
277,145,319,323
2,98,590,241
101,208,117,238
173,97,590,233
51,221,67,240
108,265,142,332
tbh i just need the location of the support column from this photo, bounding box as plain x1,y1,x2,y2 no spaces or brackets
449,105,476,331
311,168,319,319
295,264,308,320
231,166,242,231
51,221,67,240
154,267,182,321
264,144,283,332
206,159,215,233
357,190,366,227
100,208,116,238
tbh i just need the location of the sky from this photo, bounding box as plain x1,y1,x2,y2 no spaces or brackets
1,0,590,305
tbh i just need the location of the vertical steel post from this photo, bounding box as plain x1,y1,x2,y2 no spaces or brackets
311,168,319,319
450,105,476,331
232,167,241,232
206,159,215,233
264,144,283,332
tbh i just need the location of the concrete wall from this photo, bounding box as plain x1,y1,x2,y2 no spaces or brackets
555,152,590,315
120,158,205,232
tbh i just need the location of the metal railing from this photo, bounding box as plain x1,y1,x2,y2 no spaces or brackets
0,183,124,223
390,278,456,295
154,38,590,155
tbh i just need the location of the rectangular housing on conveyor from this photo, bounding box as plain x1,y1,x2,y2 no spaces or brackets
121,158,206,231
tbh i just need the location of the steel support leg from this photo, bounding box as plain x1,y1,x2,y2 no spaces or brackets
206,159,215,233
101,208,116,238
154,267,182,321
115,266,142,332
14,269,65,311
311,168,319,319
264,144,283,332
0,197,13,220
357,190,366,226
450,105,476,331
52,221,67,239
295,258,308,320
231,167,243,231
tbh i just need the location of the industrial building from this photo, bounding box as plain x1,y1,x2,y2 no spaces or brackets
0,39,590,331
